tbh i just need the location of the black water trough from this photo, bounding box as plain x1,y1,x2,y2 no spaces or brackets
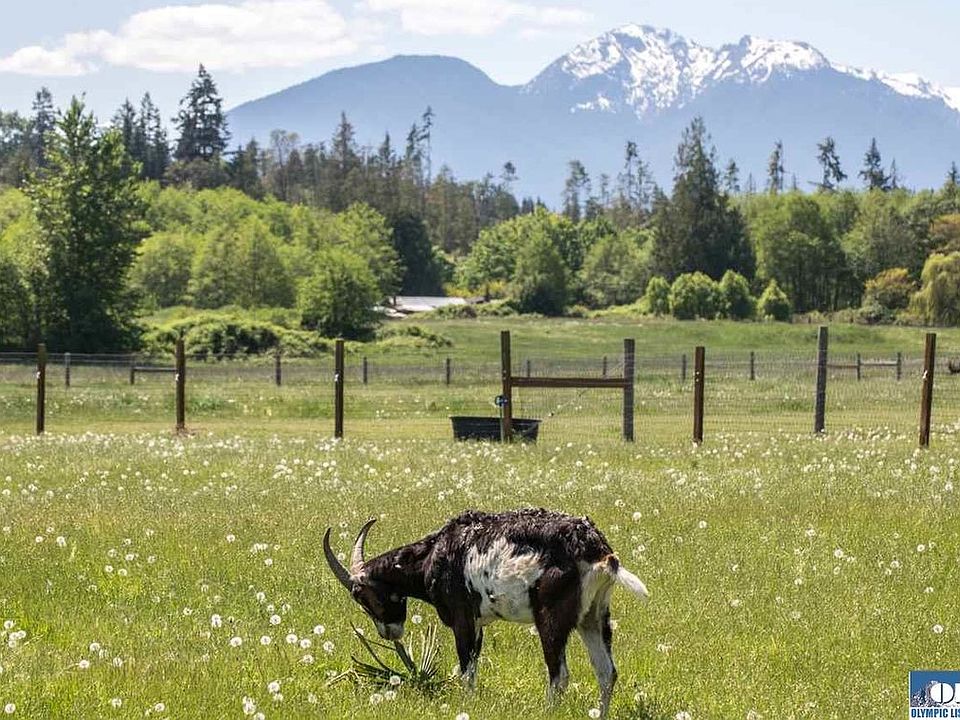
450,416,540,442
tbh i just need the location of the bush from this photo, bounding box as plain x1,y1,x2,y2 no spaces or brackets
863,268,915,311
911,252,960,325
757,279,792,321
512,234,569,316
719,270,756,319
640,276,670,316
375,324,452,349
298,247,381,339
668,272,723,320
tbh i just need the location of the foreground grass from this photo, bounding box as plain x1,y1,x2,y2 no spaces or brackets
0,430,957,719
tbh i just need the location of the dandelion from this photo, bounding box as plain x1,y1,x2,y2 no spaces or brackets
455,713,469,720
113,657,123,668
301,654,314,664
299,638,311,649
89,642,101,653
153,703,165,713
589,709,602,719
78,659,90,670
322,640,334,654
211,614,222,628
285,633,298,644
632,511,642,522
269,614,281,626
833,548,844,559
389,674,402,686
110,698,122,709
384,690,397,701
917,544,926,553
411,614,422,625
933,624,944,634
698,520,707,530
3,704,14,715
312,624,325,635
56,536,67,548
369,692,384,705
676,712,692,720
260,635,272,646
242,697,256,716
267,680,280,694
226,534,236,543
229,636,243,648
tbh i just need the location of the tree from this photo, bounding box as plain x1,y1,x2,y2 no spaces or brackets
767,140,784,195
651,117,754,280
512,232,569,315
26,98,145,350
816,137,846,192
562,160,589,222
228,140,264,199
174,65,229,162
641,276,670,315
580,232,649,308
131,232,195,308
723,159,740,194
859,138,889,191
757,279,792,321
911,252,960,325
668,272,723,320
140,93,170,181
863,268,915,311
946,162,960,196
299,247,380,339
719,270,755,319
390,210,445,294
30,87,55,169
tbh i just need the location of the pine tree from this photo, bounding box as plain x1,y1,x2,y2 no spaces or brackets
227,140,263,199
174,64,229,162
30,87,56,168
562,160,589,222
859,138,889,191
767,140,785,195
816,136,846,192
139,93,169,181
888,159,901,190
723,159,740,194
945,162,960,196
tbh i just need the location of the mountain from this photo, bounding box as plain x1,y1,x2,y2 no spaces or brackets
228,25,960,200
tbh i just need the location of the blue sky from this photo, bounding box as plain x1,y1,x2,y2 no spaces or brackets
1,0,957,123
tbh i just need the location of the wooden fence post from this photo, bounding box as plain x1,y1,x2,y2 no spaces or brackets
445,357,451,386
334,339,344,439
362,356,369,385
129,353,136,385
693,346,705,445
64,351,71,388
525,359,532,379
896,352,903,381
623,339,635,442
681,354,687,383
602,355,608,378
175,338,186,433
749,350,755,381
814,326,828,434
500,331,513,442
856,352,862,381
36,343,46,435
274,349,282,387
919,333,937,448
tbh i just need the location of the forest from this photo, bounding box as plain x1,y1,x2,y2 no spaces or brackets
2,65,960,352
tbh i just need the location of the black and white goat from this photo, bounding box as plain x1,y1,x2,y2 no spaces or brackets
323,508,649,717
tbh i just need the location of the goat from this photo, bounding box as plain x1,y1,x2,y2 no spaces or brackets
323,508,649,717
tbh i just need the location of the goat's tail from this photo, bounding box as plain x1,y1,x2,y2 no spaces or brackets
600,554,650,602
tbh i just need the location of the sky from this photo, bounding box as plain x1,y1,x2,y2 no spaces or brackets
1,0,958,123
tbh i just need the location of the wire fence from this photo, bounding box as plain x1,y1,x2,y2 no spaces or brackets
2,333,959,445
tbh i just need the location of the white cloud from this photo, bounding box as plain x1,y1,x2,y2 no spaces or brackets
363,0,591,36
0,0,360,76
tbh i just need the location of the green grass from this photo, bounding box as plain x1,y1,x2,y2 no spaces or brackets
0,430,957,719
2,318,960,718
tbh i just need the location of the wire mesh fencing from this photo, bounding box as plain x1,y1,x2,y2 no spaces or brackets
1,331,957,446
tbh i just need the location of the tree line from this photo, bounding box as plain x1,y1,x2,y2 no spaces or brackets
2,65,960,352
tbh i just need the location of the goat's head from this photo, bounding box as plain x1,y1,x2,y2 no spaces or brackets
323,519,407,640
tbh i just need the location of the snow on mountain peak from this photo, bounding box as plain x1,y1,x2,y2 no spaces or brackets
531,24,956,119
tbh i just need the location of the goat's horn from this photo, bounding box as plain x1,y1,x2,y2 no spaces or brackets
350,518,377,575
323,528,352,590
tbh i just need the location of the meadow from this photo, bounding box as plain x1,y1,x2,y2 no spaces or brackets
1,318,960,719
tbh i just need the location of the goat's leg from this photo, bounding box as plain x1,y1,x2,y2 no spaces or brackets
535,617,571,705
453,617,482,690
578,596,618,719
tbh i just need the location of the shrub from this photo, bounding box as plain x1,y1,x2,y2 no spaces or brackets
298,247,381,339
911,252,960,325
668,272,723,320
757,279,792,321
375,324,452,349
719,270,756,320
863,268,915,311
640,276,670,316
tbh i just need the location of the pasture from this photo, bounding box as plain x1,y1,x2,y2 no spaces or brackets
1,318,959,719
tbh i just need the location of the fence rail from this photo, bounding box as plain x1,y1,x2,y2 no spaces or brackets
2,328,960,446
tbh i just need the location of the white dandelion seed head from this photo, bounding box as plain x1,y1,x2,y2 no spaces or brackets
589,709,602,719
3,703,14,715
322,640,334,653
267,680,280,694
384,690,396,701
242,697,256,715
229,636,242,647
411,615,422,625
933,624,945,634
78,659,90,670
455,713,470,720
110,698,122,709
389,674,402,686
269,615,281,626
285,633,298,644
312,624,325,635
369,692,384,705
260,635,271,646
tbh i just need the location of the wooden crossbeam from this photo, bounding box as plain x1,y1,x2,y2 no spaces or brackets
509,376,629,389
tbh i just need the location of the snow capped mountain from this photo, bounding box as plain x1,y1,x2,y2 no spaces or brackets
526,24,959,120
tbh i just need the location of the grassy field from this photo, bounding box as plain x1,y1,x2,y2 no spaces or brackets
1,318,960,718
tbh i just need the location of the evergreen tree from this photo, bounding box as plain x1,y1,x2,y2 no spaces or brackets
174,64,229,162
723,159,740,194
947,162,960,193
767,140,785,195
227,140,264,199
30,87,56,169
889,159,901,191
859,138,889,191
112,100,138,158
26,98,144,350
651,117,754,280
139,93,169,181
816,136,846,192
562,160,589,222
